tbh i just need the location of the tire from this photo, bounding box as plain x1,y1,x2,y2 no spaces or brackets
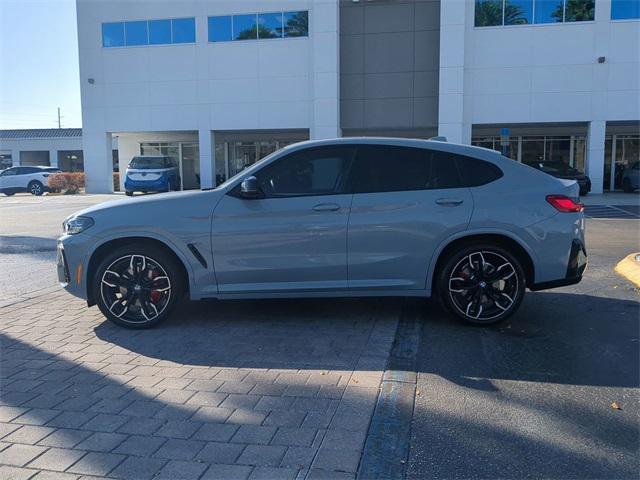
92,243,184,329
125,191,134,196
28,181,44,196
437,244,526,326
623,178,634,193
3,191,15,196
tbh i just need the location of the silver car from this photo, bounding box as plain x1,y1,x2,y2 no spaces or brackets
57,138,587,328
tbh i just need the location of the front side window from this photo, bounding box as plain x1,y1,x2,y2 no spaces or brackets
612,0,640,19
171,18,196,43
125,21,148,46
256,147,355,197
102,22,125,47
350,146,432,194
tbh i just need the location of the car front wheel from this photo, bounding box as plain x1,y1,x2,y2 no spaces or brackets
92,244,184,329
438,244,526,325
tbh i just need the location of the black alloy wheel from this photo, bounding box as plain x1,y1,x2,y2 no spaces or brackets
438,245,525,325
29,181,44,196
93,244,183,328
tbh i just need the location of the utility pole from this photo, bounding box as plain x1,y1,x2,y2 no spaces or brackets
57,107,61,128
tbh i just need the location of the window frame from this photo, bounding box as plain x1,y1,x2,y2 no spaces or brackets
208,10,309,44
474,0,595,28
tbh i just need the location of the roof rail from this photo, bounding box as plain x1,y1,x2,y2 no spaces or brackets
429,136,447,142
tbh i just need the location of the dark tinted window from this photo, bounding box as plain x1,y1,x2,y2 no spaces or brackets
17,167,38,175
350,145,431,193
430,152,463,189
455,155,503,187
256,146,355,197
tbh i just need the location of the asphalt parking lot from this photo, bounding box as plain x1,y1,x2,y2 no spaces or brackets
0,192,639,479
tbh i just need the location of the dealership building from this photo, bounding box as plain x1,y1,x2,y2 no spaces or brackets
71,0,640,194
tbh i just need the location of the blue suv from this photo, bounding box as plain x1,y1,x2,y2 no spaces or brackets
124,156,180,196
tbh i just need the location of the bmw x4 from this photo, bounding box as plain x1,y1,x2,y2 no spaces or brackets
57,138,587,328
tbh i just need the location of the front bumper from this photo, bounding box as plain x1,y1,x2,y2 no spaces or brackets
530,239,587,291
57,234,94,301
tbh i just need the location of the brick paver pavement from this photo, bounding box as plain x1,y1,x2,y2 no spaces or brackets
0,289,399,479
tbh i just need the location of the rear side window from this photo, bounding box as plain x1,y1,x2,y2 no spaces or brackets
350,145,430,193
129,157,167,169
455,155,503,187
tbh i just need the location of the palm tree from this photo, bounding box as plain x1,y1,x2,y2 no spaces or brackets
475,0,528,26
284,12,308,37
552,0,595,22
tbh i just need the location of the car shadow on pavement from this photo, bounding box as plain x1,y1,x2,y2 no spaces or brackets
408,291,639,479
94,297,404,371
416,291,639,389
0,295,392,478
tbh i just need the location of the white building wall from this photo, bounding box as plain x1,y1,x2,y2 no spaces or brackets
77,0,340,193
440,0,640,193
0,137,84,168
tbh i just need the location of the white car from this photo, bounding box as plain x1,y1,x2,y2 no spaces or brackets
0,166,62,196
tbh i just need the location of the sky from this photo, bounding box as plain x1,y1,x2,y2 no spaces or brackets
0,0,82,129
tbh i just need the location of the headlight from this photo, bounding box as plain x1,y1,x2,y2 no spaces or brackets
63,216,94,235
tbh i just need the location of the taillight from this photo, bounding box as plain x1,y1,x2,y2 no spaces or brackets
546,195,584,213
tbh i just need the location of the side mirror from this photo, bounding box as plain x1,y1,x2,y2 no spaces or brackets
240,176,263,199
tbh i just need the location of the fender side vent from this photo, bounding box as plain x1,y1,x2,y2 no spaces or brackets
187,243,208,269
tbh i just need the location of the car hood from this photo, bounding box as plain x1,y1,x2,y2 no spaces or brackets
66,189,225,228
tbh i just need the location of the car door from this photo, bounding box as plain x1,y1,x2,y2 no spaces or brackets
346,145,473,291
211,145,356,294
0,168,19,190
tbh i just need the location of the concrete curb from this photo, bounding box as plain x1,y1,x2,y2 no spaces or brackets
357,300,421,479
615,253,640,288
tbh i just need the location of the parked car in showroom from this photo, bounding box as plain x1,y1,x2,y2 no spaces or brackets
58,138,586,329
621,162,639,193
524,160,591,196
0,165,62,196
124,155,180,196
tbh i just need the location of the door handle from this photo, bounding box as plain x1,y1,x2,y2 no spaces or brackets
313,203,341,212
435,198,464,207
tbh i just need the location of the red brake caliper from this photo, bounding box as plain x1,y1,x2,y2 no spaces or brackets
150,270,162,304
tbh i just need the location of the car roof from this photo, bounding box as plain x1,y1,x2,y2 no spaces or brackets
285,137,506,163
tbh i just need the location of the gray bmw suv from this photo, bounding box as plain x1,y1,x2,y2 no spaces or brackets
58,138,587,328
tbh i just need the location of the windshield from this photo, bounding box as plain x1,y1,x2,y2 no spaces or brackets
128,156,172,169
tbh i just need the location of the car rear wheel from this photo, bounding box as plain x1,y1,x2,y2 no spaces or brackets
92,244,184,329
28,181,44,196
125,191,134,196
437,244,526,326
3,191,15,196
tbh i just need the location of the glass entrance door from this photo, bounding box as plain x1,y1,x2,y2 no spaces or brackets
180,143,200,190
604,135,640,191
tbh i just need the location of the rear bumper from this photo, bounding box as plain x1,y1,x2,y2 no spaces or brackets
124,177,169,192
530,239,587,291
